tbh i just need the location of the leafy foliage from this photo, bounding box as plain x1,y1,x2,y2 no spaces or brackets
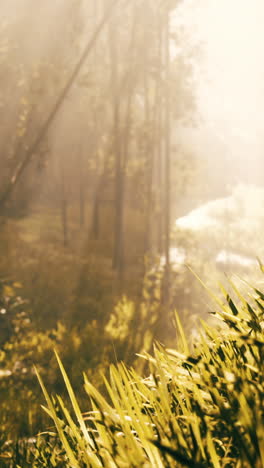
0,279,65,439
31,274,264,467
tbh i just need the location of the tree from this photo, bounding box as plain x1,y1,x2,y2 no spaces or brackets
0,0,119,219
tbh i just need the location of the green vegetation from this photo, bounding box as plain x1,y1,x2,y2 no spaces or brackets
0,2,263,467
1,272,263,467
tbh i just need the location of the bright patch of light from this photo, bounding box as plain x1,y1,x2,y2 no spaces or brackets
216,250,256,268
175,185,264,233
0,369,12,378
160,247,186,268
175,196,236,231
173,0,264,167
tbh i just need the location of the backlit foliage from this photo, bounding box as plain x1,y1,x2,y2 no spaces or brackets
29,274,264,467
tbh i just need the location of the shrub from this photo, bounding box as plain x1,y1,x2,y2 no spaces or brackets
34,273,264,467
0,279,65,439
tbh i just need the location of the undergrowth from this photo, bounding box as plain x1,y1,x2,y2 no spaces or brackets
1,273,264,467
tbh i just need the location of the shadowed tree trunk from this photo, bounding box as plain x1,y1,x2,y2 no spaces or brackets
90,6,138,248
61,165,69,247
163,8,171,306
156,18,164,256
79,151,85,228
118,5,140,285
143,3,153,256
108,6,123,275
90,0,101,239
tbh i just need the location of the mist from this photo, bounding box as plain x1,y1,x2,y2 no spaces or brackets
0,0,263,446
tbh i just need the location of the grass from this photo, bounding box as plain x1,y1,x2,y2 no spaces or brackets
27,273,264,467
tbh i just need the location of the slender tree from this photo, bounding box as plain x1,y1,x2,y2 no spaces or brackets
108,5,123,274
0,0,120,217
163,7,171,305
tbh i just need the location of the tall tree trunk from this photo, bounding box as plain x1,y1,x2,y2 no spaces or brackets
143,6,153,256
108,8,123,275
90,13,138,246
156,19,164,255
163,9,171,305
118,6,138,284
90,0,101,239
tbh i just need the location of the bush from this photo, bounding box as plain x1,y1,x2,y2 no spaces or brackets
33,273,264,467
0,279,65,438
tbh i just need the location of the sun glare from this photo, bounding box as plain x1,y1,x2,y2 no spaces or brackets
175,0,264,167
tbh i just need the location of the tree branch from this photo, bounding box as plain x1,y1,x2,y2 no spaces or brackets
0,0,121,212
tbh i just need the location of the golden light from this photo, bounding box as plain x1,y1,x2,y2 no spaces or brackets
174,0,264,167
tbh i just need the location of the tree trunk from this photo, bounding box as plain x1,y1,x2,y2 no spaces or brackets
90,0,101,239
143,7,153,256
108,7,123,275
79,152,85,228
61,168,69,248
163,9,171,306
156,19,164,255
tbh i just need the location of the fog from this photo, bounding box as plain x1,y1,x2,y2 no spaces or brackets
175,0,264,187
0,0,263,438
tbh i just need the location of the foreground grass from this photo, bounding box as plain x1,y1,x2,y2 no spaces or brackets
2,274,264,467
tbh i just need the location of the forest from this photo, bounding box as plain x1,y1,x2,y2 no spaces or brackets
0,0,264,466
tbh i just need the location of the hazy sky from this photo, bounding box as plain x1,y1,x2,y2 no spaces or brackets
174,0,264,179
